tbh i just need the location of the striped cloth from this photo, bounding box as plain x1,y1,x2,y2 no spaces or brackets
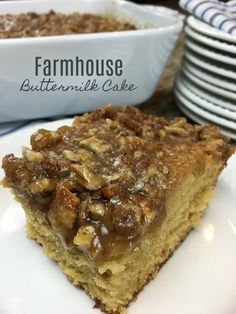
179,0,236,35
0,116,70,138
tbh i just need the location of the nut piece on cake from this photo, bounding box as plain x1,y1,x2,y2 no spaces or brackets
2,106,233,314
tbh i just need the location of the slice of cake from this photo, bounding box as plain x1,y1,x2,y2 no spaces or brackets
2,106,233,314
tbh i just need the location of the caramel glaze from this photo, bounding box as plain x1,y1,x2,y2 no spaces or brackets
2,106,233,265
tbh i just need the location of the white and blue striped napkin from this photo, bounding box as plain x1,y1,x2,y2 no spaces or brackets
179,0,236,35
0,117,69,138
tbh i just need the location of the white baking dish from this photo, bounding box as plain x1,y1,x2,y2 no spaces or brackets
0,0,183,123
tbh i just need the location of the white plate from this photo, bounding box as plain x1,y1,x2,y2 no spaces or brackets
187,16,236,44
175,79,236,133
185,37,236,66
176,75,236,131
184,49,236,80
181,66,236,103
175,88,236,140
185,25,236,55
176,99,236,140
1,120,236,314
177,71,236,115
183,59,236,92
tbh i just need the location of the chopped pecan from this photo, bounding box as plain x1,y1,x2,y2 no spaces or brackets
31,129,61,151
63,148,100,167
162,118,193,137
22,147,43,163
71,161,123,190
73,225,96,249
29,178,57,193
41,158,70,178
197,125,226,142
164,126,189,137
133,151,143,159
162,166,169,176
71,164,107,190
88,202,105,217
63,150,81,162
79,136,110,154
118,136,126,149
48,185,80,236
78,196,113,230
73,225,102,259
101,184,118,199
147,165,158,177
2,154,33,188
105,118,119,129
118,114,143,135
112,203,143,238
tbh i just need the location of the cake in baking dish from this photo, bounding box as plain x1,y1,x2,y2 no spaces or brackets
0,10,136,39
2,106,233,313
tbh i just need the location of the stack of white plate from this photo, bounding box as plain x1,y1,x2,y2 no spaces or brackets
174,16,236,140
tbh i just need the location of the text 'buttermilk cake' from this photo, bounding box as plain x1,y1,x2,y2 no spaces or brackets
2,106,233,313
